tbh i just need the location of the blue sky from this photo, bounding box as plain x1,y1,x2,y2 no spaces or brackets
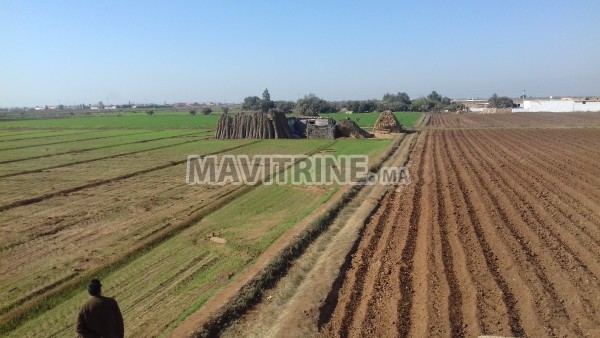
1,0,599,107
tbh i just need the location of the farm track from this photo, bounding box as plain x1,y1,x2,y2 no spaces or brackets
215,134,414,338
321,129,600,337
0,130,206,165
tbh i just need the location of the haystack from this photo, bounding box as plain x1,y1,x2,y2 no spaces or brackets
337,119,372,139
373,110,404,133
215,111,293,139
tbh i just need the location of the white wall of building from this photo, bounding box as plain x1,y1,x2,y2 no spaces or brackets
513,100,600,113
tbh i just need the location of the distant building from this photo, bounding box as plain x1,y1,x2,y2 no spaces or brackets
455,99,489,112
513,97,600,113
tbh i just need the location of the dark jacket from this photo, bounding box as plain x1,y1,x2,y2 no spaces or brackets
77,296,124,338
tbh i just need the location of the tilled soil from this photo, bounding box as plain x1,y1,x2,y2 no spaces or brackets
428,111,600,128
320,129,600,337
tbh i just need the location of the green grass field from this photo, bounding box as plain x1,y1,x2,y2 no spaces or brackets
0,112,221,129
2,137,393,337
0,112,402,337
0,111,422,130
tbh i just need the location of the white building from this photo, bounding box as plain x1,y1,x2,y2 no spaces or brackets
513,98,600,113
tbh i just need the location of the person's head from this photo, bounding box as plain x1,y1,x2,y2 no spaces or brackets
87,279,102,296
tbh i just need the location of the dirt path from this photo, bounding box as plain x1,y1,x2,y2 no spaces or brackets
320,129,600,337
170,135,407,338
220,133,417,338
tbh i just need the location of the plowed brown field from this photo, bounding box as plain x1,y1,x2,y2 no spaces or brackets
428,111,600,128
321,128,600,337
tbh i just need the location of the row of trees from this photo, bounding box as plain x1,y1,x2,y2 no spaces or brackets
241,90,465,116
240,90,515,116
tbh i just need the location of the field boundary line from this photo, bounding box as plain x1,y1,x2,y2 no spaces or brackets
414,113,430,128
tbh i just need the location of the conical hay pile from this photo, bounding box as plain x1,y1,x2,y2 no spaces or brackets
337,119,372,139
373,110,404,133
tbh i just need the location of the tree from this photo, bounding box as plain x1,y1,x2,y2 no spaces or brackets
146,110,154,116
201,107,213,115
427,91,442,102
221,107,230,114
379,92,411,111
260,88,275,113
262,88,271,102
489,93,514,108
406,91,455,112
275,100,295,114
189,110,197,115
242,96,261,110
342,100,377,113
295,94,336,116
410,97,435,112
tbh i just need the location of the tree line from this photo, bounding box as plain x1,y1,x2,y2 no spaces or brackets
241,89,469,116
240,89,515,116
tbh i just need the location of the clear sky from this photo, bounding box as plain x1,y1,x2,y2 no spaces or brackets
1,0,599,107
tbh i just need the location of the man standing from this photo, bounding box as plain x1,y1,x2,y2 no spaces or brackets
76,279,124,338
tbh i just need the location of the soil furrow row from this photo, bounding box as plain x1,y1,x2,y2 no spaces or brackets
395,131,429,337
475,130,600,261
442,131,526,336
453,130,584,335
431,133,465,336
